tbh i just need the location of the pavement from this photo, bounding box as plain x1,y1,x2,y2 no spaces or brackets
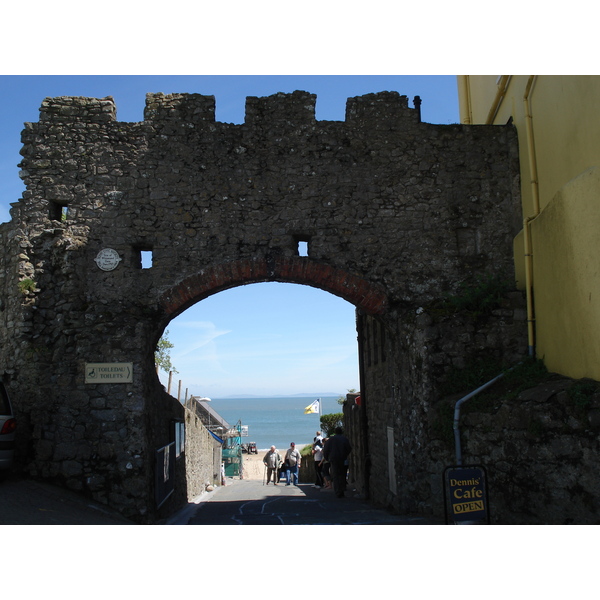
0,471,444,526
0,473,133,525
168,475,444,525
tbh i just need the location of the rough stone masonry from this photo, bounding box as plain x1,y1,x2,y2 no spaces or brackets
0,91,524,522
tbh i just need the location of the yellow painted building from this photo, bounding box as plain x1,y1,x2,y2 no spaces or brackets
457,75,600,381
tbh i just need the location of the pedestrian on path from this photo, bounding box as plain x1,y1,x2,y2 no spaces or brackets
263,446,282,485
323,427,351,498
285,442,301,486
312,436,325,488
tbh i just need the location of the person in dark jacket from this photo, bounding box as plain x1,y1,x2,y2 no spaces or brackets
322,427,352,498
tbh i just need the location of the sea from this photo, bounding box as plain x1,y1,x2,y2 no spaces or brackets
209,396,341,451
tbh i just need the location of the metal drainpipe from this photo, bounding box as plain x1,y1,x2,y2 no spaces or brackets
523,75,540,357
453,364,521,465
523,216,536,357
523,76,540,216
457,75,472,124
485,75,512,124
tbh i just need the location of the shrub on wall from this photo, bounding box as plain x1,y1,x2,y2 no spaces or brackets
320,413,344,437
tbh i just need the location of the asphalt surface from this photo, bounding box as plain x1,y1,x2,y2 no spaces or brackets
0,472,443,526
0,473,133,525
169,477,443,525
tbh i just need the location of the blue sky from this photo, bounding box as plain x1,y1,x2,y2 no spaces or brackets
0,75,459,399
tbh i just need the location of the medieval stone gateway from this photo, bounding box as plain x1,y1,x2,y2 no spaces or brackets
0,90,527,522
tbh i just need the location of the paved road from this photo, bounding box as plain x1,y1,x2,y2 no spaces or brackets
170,478,442,525
0,473,443,525
0,474,133,525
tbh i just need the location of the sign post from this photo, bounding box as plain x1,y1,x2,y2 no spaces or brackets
85,363,133,384
443,465,490,524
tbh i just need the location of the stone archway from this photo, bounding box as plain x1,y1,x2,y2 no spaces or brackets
158,256,388,323
0,91,524,521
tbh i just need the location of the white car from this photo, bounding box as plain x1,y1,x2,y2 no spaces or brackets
0,380,15,476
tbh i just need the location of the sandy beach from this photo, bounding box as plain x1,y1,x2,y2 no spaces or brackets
241,445,306,481
241,452,265,480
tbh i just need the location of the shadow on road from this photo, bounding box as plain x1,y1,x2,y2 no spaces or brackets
169,478,442,525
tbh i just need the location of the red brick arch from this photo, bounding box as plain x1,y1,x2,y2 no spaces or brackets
159,256,388,320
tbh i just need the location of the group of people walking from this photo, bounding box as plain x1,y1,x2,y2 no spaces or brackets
263,441,302,486
262,427,352,498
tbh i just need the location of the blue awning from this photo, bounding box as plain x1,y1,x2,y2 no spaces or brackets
208,430,224,444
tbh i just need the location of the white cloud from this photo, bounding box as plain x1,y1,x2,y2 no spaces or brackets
170,321,231,359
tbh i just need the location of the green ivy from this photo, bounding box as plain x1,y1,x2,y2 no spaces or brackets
430,273,512,319
18,278,36,294
433,357,551,446
431,400,455,447
441,356,549,399
440,354,505,397
567,379,599,414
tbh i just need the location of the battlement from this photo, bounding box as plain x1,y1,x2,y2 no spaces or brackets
143,90,415,128
244,90,316,127
39,96,117,123
144,92,216,123
142,91,317,127
346,91,420,128
36,90,420,128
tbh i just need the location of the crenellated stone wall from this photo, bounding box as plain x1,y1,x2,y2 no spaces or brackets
0,90,525,522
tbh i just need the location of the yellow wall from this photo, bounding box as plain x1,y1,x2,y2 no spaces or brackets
458,75,600,381
532,167,600,378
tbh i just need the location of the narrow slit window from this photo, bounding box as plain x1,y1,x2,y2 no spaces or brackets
50,202,69,222
134,246,154,269
140,250,153,269
298,240,309,257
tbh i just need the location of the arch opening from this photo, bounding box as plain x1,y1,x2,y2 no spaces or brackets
154,281,361,452
158,256,389,326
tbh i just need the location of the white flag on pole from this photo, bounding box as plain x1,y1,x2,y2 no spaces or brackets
304,398,320,415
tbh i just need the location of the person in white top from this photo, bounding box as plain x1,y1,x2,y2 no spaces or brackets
312,434,324,488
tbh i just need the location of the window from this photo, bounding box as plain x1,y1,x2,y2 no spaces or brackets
140,251,153,269
294,235,311,257
134,246,154,269
298,241,309,257
50,202,69,222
